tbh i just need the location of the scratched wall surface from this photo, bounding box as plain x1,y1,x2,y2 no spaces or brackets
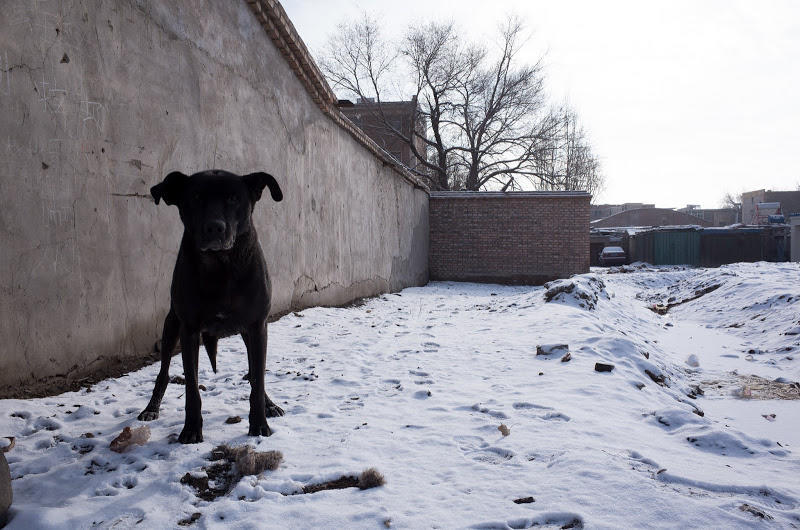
0,0,429,395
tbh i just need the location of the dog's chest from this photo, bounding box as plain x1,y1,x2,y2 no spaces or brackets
203,310,240,335
194,283,253,333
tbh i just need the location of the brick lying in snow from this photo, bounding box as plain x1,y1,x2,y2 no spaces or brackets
110,426,150,453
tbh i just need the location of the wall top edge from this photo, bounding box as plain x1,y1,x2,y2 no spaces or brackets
246,0,429,192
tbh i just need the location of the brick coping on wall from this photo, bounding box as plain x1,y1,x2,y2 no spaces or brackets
245,0,429,192
430,191,591,199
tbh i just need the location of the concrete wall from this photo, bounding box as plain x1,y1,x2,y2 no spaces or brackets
0,0,428,396
429,192,590,285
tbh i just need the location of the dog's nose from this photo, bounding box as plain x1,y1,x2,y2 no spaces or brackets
204,220,226,237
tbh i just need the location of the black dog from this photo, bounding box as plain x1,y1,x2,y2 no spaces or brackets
138,169,284,444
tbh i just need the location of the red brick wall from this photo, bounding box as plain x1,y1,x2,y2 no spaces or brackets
429,192,591,284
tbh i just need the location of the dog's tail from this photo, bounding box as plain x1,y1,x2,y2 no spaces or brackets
202,333,218,373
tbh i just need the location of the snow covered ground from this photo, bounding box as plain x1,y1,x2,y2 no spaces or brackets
2,262,799,529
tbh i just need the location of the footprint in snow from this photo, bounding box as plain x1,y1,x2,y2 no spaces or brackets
512,402,553,411
455,436,516,465
472,446,515,465
538,412,570,422
112,475,138,490
685,430,757,457
330,378,359,386
630,451,798,512
460,403,508,419
645,408,705,432
474,513,584,529
524,450,566,464
94,485,120,497
337,396,365,411
35,438,56,450
30,416,62,433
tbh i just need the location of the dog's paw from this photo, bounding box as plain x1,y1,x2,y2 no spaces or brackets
265,404,285,418
248,421,273,437
137,410,159,421
265,395,285,418
178,427,204,444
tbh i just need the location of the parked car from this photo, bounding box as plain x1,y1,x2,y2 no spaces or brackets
598,246,627,266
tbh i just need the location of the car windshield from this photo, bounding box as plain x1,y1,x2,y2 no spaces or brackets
602,246,624,254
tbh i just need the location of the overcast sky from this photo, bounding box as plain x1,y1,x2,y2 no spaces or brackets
282,0,799,208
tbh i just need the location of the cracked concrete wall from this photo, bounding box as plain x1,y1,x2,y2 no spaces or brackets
0,0,429,396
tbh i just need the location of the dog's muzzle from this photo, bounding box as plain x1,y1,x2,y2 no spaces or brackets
200,220,232,251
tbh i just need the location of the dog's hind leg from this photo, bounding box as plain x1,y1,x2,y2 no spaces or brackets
241,372,285,418
138,308,180,421
202,333,218,373
264,392,285,418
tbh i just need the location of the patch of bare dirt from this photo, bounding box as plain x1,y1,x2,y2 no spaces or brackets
648,283,721,315
700,374,800,400
181,445,283,502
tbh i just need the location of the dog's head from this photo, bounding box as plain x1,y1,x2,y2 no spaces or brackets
151,169,282,252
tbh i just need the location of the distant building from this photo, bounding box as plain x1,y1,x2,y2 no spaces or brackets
590,203,655,221
741,189,800,224
677,205,739,227
338,98,427,174
590,208,713,228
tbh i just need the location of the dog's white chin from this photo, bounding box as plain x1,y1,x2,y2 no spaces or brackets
199,241,232,252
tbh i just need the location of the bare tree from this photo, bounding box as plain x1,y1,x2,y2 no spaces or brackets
448,17,559,192
320,13,603,194
401,21,476,189
720,191,741,209
322,16,479,189
720,191,742,222
534,105,604,197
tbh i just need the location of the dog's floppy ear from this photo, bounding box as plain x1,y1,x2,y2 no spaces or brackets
243,172,283,203
151,171,188,205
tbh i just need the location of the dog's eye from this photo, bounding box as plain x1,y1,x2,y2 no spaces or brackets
227,195,238,204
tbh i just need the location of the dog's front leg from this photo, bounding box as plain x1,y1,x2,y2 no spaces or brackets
139,308,180,421
178,329,203,444
243,321,272,437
